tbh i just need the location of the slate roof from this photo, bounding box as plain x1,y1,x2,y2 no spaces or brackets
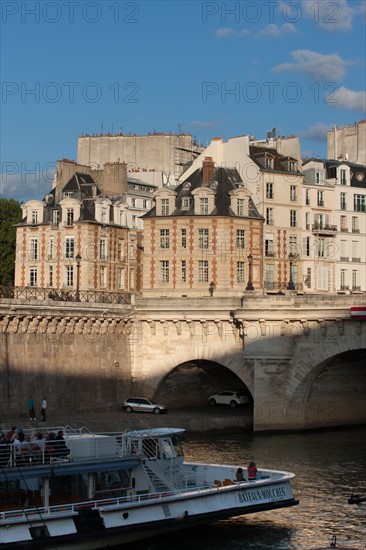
143,166,262,219
249,146,301,173
317,159,366,188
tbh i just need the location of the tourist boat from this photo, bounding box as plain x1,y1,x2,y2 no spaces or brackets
0,426,298,548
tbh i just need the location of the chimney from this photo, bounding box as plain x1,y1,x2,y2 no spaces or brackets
202,156,215,185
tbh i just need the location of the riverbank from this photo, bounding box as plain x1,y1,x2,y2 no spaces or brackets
0,406,252,435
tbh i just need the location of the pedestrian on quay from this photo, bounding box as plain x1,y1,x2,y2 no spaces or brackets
27,395,36,421
41,397,47,422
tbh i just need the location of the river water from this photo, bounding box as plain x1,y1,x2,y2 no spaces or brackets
133,426,366,550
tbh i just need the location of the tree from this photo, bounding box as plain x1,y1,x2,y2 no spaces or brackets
0,198,22,285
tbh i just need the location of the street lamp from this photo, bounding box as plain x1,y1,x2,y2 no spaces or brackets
208,281,215,296
246,254,254,291
75,253,81,301
287,253,295,290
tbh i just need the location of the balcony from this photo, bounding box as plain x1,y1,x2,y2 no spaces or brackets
265,251,275,258
312,223,337,234
352,228,360,233
340,227,348,232
340,257,349,262
340,285,349,291
0,285,132,304
317,201,324,207
352,286,361,292
352,257,361,262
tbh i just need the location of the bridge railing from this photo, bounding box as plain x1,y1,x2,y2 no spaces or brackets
0,286,131,305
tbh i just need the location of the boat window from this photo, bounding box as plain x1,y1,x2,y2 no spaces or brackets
172,437,183,457
161,439,175,458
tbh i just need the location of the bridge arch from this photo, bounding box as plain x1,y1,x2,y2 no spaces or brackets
148,358,253,408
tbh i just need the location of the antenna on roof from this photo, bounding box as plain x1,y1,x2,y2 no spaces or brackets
101,122,104,134
112,123,114,134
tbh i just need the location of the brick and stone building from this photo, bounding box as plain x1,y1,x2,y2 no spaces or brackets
141,157,264,297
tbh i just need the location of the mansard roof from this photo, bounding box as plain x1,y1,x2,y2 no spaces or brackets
303,158,366,188
142,165,262,219
249,145,301,173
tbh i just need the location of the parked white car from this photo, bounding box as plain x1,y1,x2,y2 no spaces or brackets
123,397,168,414
208,390,250,408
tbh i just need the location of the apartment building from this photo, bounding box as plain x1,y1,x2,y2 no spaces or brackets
142,157,264,297
303,159,366,293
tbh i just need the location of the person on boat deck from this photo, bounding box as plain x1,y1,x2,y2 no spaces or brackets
54,430,70,458
6,426,17,441
247,461,258,480
30,432,46,463
235,467,245,481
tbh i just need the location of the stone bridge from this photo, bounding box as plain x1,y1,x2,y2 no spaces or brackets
0,294,365,431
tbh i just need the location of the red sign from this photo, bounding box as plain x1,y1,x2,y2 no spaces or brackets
351,306,366,320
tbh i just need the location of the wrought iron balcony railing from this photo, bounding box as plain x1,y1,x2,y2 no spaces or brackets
0,286,131,304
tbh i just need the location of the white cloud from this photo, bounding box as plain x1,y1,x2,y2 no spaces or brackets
299,0,359,32
332,87,366,112
301,123,330,142
258,23,298,38
0,173,52,201
215,27,251,38
273,49,350,82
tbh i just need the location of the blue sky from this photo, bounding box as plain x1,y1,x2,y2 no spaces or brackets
1,0,365,200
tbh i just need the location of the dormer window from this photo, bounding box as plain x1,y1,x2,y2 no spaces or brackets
182,197,191,210
66,208,74,227
237,198,244,216
31,210,38,224
161,199,170,216
289,161,296,172
340,169,347,185
64,192,73,198
199,197,208,215
265,156,274,170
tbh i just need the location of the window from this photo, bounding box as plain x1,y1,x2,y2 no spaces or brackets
289,236,297,255
236,229,245,249
198,228,209,249
237,261,245,283
317,238,326,258
340,169,347,185
117,268,124,289
118,239,125,261
101,208,108,224
315,172,320,184
52,209,60,227
161,199,169,216
305,212,310,230
352,270,359,291
199,197,209,215
48,238,54,260
302,236,310,257
30,238,38,261
317,266,328,291
290,210,297,227
340,193,347,210
305,189,310,205
160,260,169,283
266,208,273,225
99,266,106,287
265,239,274,256
66,265,74,287
266,182,273,199
182,197,191,210
160,229,170,249
66,208,74,226
265,264,274,290
31,210,38,224
181,229,187,249
317,191,324,207
48,265,53,287
65,237,74,259
29,267,37,287
340,269,347,290
305,267,311,288
265,156,274,169
290,186,297,201
352,216,359,233
181,260,187,283
289,160,296,172
237,199,244,216
132,198,136,208
352,241,359,261
143,200,148,209
198,260,209,282
340,215,347,231
99,238,107,261
354,195,365,212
